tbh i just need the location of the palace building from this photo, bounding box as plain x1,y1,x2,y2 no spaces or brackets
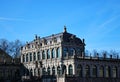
20,27,120,82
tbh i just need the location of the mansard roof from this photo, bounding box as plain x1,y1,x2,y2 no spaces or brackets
38,27,83,44
24,26,84,46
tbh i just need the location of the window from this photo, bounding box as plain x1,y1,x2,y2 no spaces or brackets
85,65,90,77
23,55,25,62
62,65,66,74
99,66,104,77
70,48,75,56
33,52,36,61
47,49,50,59
106,66,111,77
30,53,32,61
37,52,40,60
57,66,61,75
112,66,117,78
56,47,60,58
52,48,55,58
77,64,82,77
38,68,40,76
63,47,68,57
30,69,33,76
42,68,46,75
52,66,55,75
77,48,82,56
26,54,28,62
47,67,50,75
68,65,73,75
92,65,97,77
42,50,45,59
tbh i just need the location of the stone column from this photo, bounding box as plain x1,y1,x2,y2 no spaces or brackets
50,66,52,75
104,66,106,77
97,66,99,77
82,65,85,77
45,50,47,59
60,47,62,59
66,65,69,75
55,66,57,75
36,52,38,61
50,49,52,59
72,64,75,75
36,68,38,76
90,66,92,77
111,66,113,78
40,50,42,60
32,53,34,62
33,68,35,76
55,48,57,58
28,53,30,62
25,54,26,62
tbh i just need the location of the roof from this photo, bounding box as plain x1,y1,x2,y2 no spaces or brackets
24,27,84,46
0,48,12,63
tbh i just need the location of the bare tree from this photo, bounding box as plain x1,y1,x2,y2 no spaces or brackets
9,40,23,58
85,50,90,57
0,39,23,58
92,49,98,57
101,50,108,58
0,39,9,53
110,50,119,59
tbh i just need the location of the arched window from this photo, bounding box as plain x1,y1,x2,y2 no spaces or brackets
99,66,104,77
85,65,90,77
47,49,50,59
26,54,28,62
77,48,82,56
106,66,111,77
38,68,40,76
33,52,36,61
77,64,82,77
52,48,55,58
63,47,68,57
57,66,61,75
52,66,55,75
56,47,60,58
70,48,75,56
92,65,97,77
42,68,46,75
112,66,117,78
68,64,73,75
30,69,33,76
23,55,25,62
47,67,50,75
37,52,40,60
30,53,32,61
42,50,45,59
62,65,66,74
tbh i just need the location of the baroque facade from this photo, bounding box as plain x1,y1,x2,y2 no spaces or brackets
20,27,120,82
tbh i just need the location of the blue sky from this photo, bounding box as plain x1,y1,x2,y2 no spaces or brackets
0,0,120,51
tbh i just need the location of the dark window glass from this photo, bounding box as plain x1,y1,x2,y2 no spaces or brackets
68,65,73,75
47,49,50,59
52,48,55,58
42,50,45,59
33,52,36,61
57,47,60,58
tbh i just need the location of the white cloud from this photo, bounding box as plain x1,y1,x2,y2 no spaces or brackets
0,17,32,22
